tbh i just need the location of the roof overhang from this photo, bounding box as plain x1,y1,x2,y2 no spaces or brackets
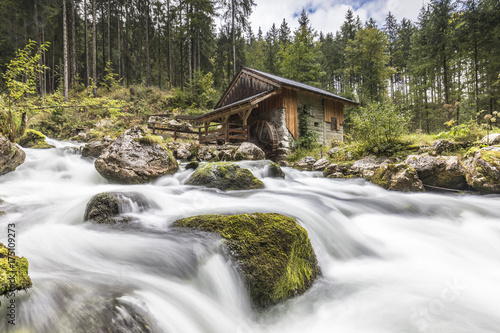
198,89,278,123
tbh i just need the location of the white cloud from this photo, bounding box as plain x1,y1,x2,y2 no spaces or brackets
248,0,429,36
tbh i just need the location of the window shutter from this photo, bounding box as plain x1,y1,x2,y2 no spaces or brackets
331,117,337,131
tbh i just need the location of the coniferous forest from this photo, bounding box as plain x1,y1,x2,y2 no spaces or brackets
0,0,499,134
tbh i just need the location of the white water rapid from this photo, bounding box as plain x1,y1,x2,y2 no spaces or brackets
1,140,500,333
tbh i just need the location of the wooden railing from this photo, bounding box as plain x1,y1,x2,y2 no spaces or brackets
147,120,249,144
199,122,249,144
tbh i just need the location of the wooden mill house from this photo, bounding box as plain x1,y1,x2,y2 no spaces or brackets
151,67,358,155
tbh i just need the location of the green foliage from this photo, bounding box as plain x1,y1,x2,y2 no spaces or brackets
279,11,324,87
345,28,392,103
0,40,49,141
435,120,486,143
102,61,120,91
2,40,49,102
352,101,410,154
295,105,319,150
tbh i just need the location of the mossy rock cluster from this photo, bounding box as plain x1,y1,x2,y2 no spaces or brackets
0,242,32,296
465,146,500,193
173,213,320,308
369,163,425,192
186,162,264,191
18,129,55,149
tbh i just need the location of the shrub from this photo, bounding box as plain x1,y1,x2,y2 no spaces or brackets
351,101,410,154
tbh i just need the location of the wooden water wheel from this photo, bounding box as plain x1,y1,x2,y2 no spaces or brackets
253,120,279,153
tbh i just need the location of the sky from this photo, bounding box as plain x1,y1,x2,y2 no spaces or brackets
247,0,429,36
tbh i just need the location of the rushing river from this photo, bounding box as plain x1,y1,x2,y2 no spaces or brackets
1,139,500,333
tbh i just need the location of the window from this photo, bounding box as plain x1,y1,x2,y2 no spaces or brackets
314,122,320,127
331,117,337,131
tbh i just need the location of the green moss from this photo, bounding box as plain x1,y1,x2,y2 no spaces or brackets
0,243,32,296
0,211,5,216
18,129,55,149
135,134,164,146
479,150,500,168
186,162,264,191
173,213,320,308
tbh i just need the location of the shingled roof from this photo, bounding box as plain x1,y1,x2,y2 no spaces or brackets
240,67,358,106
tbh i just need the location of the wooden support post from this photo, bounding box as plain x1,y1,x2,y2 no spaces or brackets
152,123,156,134
174,129,177,141
198,127,202,148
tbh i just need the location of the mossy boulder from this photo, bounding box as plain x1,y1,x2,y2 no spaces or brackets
84,192,153,224
18,129,55,149
0,135,25,176
464,146,500,193
186,162,264,191
95,126,178,184
293,156,317,171
185,161,199,170
404,155,467,190
234,142,266,160
0,242,32,296
173,213,320,308
369,163,425,192
267,162,285,178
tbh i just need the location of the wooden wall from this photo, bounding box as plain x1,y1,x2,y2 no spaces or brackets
324,99,344,130
219,73,275,107
283,88,298,138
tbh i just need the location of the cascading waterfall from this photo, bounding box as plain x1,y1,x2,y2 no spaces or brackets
1,140,500,333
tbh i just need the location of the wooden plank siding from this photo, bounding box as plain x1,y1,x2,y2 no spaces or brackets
324,99,344,130
219,73,275,107
283,88,298,138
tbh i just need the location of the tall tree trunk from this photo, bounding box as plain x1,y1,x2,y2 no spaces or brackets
187,3,192,82
231,0,236,76
145,0,151,86
118,0,122,79
101,1,105,69
85,0,90,86
167,0,172,89
63,0,69,101
71,0,77,86
34,0,43,97
92,0,97,97
107,0,111,65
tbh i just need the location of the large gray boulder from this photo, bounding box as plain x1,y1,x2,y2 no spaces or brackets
431,139,459,154
0,135,25,176
312,157,330,171
464,146,500,193
480,133,500,146
186,162,264,191
294,156,317,171
404,154,467,190
82,136,115,158
95,126,178,184
349,156,390,178
234,142,266,161
369,163,425,192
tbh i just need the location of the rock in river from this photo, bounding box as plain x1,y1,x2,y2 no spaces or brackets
173,213,320,308
0,242,32,296
84,192,153,224
94,126,178,184
186,162,264,191
0,134,25,176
